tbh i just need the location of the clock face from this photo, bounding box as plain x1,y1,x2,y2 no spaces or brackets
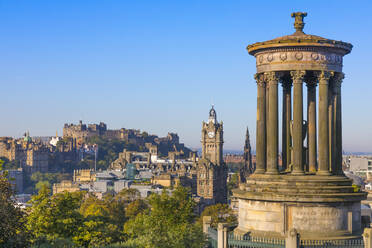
208,131,215,138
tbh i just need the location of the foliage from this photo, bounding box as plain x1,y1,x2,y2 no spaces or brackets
31,237,78,248
125,199,148,219
227,162,244,173
24,172,70,194
0,159,30,247
200,203,237,228
0,156,20,170
25,184,206,248
227,172,239,196
123,187,206,248
27,189,138,247
73,193,129,247
115,188,141,204
26,186,84,243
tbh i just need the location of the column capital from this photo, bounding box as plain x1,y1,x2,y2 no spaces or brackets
317,71,334,83
332,72,345,87
264,71,280,84
254,73,265,87
290,70,306,82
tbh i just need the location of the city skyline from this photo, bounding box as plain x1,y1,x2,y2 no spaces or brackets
1,1,372,152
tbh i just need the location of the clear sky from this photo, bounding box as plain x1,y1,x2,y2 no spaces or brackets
1,0,371,152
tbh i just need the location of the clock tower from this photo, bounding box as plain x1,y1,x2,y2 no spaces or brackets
197,106,227,205
201,106,223,165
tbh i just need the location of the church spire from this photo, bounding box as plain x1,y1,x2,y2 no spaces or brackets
240,127,254,184
245,127,250,149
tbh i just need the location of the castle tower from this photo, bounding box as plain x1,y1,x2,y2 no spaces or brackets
197,106,227,204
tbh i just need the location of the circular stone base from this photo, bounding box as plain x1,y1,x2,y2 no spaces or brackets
232,174,367,239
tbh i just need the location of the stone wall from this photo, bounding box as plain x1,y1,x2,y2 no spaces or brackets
236,198,362,238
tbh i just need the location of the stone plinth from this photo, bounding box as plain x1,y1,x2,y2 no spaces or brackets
233,174,367,240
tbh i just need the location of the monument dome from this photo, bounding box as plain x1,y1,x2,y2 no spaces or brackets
247,12,352,74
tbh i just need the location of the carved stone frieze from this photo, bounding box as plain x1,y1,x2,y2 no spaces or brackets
254,49,344,73
280,53,287,61
295,52,303,60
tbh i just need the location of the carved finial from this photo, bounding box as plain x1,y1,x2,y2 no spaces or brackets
291,12,307,33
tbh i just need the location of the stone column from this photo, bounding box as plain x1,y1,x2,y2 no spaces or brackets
265,71,280,174
328,80,336,174
306,80,317,173
290,70,306,175
285,229,299,248
254,73,266,174
282,78,292,171
334,72,345,175
363,228,372,248
217,223,228,248
203,216,212,234
266,81,270,170
317,71,332,176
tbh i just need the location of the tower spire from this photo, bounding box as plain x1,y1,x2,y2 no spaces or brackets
240,126,253,183
208,105,217,124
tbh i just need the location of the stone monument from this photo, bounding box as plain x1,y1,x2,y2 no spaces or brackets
233,12,367,240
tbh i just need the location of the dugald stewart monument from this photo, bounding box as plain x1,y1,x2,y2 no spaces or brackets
232,12,367,241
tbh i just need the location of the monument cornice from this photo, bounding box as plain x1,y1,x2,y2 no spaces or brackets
247,39,352,56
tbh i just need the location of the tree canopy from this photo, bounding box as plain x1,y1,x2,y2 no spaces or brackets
200,203,237,228
0,159,29,247
123,187,206,248
3,181,208,248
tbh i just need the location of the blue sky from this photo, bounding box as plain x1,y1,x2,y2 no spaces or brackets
1,0,371,152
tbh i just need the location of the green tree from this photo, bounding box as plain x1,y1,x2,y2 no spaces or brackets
0,157,20,170
227,172,239,196
24,172,70,194
115,188,141,205
125,199,148,219
74,193,127,247
200,203,237,228
74,195,114,247
0,159,29,247
123,187,206,248
27,187,84,244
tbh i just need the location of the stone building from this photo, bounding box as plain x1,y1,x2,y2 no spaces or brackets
232,12,366,241
6,168,24,193
73,169,96,183
53,180,80,194
110,142,196,173
0,133,49,173
151,173,192,188
63,121,107,140
63,120,142,144
349,156,372,176
196,106,227,205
